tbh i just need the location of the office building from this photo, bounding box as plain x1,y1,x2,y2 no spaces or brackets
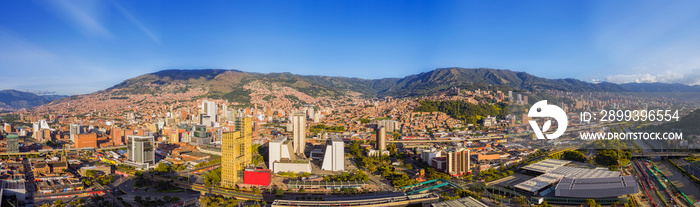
69,124,81,143
169,128,180,144
377,126,387,151
3,123,11,133
268,136,311,173
127,135,155,169
190,125,210,146
6,133,19,153
321,137,344,171
74,133,98,149
446,148,470,176
368,126,390,157
508,91,513,100
201,100,218,126
268,137,289,172
221,117,252,188
111,127,123,145
292,112,306,155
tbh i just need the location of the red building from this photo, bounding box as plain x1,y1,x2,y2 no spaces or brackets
75,133,98,149
243,168,271,186
111,127,123,146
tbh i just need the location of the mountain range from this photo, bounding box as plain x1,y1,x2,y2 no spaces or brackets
0,90,67,110
106,67,699,98
3,67,700,110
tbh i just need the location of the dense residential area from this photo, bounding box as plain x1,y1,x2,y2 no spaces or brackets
1,69,699,207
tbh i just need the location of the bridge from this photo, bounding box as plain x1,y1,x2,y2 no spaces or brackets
631,152,700,158
271,193,439,207
0,145,127,157
388,136,506,143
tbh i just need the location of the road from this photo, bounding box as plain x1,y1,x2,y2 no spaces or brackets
625,127,700,206
114,175,202,205
633,159,666,207
143,172,264,200
656,160,700,206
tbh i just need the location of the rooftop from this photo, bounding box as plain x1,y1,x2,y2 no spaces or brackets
431,196,488,207
521,159,571,174
555,176,638,198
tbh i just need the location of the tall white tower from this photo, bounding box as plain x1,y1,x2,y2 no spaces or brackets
292,112,306,155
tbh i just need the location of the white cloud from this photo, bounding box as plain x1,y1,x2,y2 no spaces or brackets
40,0,159,42
112,1,160,43
43,0,112,38
604,69,700,85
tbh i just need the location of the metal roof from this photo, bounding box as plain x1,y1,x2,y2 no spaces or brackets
431,196,488,207
521,159,571,174
515,159,621,193
554,176,638,198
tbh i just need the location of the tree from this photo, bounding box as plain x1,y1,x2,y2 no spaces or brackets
53,200,65,207
595,150,619,166
562,150,587,162
510,196,527,206
275,188,284,196
84,170,97,179
538,201,553,207
155,163,170,173
204,168,222,188
82,178,92,187
585,199,601,207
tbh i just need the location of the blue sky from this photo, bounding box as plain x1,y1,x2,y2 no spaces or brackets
2,0,700,95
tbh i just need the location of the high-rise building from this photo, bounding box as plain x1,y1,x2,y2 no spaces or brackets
307,107,314,119
446,148,470,176
376,126,387,151
321,137,344,171
508,91,513,100
169,128,180,144
111,127,123,145
268,137,288,172
200,100,218,126
127,135,155,168
6,133,19,153
3,123,12,133
69,124,81,143
292,112,306,155
523,95,529,105
517,94,523,104
221,117,252,188
190,125,210,146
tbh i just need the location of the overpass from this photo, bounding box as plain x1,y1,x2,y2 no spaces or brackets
148,172,264,201
0,145,127,157
271,193,439,207
388,136,506,143
631,152,700,158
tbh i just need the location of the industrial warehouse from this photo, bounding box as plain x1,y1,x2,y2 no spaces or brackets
488,158,639,204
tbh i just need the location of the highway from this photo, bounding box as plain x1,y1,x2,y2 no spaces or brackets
146,172,265,201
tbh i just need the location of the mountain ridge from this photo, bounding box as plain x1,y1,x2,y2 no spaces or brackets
8,67,700,110
0,90,67,110
105,67,635,99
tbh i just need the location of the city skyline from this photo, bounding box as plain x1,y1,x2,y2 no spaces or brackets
2,0,700,95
